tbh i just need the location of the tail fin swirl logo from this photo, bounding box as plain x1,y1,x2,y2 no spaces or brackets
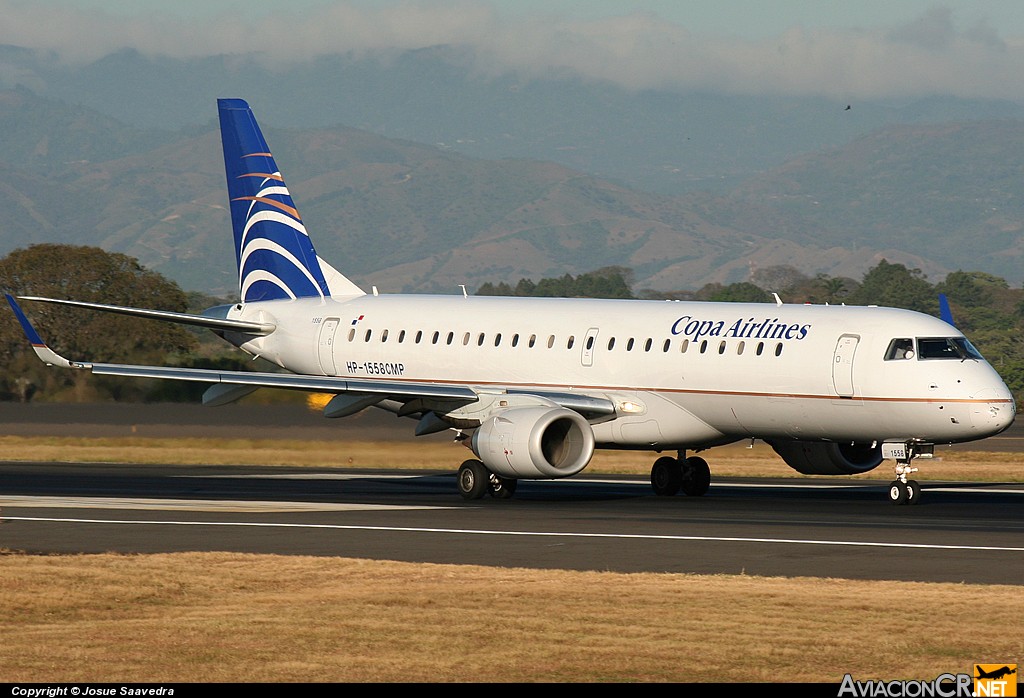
218,99,331,302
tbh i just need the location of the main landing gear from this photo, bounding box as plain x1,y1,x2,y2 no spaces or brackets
457,459,518,500
650,452,711,497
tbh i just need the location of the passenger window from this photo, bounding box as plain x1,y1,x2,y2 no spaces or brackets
700,340,708,354
462,332,470,346
415,330,423,344
718,341,726,355
663,339,671,353
626,338,635,351
398,330,406,343
348,328,355,342
478,333,485,346
381,329,389,343
885,338,915,361
680,339,689,353
644,338,652,352
364,329,372,342
737,341,745,355
495,333,502,347
431,331,439,345
756,342,764,356
586,336,594,350
446,331,454,345
608,337,616,351
547,335,555,349
512,334,520,348
775,343,783,356
567,336,575,349
529,334,536,348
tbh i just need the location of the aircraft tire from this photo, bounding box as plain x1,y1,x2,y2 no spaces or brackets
458,459,490,500
888,480,909,505
490,476,518,499
681,456,711,497
651,456,682,496
905,479,922,505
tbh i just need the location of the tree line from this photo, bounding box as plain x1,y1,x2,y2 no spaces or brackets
2,245,1023,406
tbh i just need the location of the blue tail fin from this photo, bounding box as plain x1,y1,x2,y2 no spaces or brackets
938,293,954,325
218,99,362,302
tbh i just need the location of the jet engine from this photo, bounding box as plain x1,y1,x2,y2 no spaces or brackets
768,440,883,475
471,406,595,479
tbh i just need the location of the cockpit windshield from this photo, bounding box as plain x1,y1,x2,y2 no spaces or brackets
884,337,984,361
917,337,984,360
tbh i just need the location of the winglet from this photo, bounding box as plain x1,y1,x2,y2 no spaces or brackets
938,293,954,325
5,294,88,369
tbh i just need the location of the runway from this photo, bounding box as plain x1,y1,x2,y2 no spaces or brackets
2,461,1022,584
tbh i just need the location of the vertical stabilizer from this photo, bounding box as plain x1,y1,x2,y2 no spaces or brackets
217,98,364,302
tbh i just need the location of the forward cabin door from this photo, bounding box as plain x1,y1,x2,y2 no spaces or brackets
832,334,859,397
317,317,340,376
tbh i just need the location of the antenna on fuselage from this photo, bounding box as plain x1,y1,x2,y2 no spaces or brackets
772,293,783,306
459,284,467,298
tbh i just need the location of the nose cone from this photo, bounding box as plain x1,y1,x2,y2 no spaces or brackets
970,385,1016,437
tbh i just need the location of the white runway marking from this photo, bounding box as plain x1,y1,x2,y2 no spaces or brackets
0,495,449,513
2,513,1023,552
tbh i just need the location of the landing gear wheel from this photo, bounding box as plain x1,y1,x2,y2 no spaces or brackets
651,456,682,496
888,480,909,505
905,479,921,505
681,456,711,497
490,475,518,499
457,459,490,500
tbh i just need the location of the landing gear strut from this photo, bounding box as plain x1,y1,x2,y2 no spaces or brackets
650,452,710,497
885,442,929,505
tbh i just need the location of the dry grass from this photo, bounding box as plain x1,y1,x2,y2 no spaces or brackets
0,552,1021,683
0,434,1021,481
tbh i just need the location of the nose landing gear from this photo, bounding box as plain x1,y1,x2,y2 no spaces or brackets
884,442,931,505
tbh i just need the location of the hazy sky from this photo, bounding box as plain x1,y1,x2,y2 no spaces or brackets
5,1,1024,101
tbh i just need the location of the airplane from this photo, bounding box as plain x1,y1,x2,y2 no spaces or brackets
5,98,1016,505
975,666,1017,681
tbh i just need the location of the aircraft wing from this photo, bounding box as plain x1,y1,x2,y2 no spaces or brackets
6,295,615,417
17,295,275,335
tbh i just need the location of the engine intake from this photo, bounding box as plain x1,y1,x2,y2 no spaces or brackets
768,440,883,475
471,406,595,479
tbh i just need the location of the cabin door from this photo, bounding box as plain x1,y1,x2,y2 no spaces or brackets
582,327,599,367
832,334,859,397
317,317,340,376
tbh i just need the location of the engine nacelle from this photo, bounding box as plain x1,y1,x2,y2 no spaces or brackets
768,440,884,475
471,406,595,479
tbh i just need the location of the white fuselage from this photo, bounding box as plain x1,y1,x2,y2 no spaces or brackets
226,295,1015,450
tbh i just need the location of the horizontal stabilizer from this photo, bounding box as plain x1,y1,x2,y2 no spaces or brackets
18,296,276,335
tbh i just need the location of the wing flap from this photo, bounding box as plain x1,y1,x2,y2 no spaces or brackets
91,361,479,400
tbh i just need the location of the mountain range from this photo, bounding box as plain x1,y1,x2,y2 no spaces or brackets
1,46,1023,296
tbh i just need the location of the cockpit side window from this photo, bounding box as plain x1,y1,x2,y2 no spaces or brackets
917,337,984,360
885,338,915,360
